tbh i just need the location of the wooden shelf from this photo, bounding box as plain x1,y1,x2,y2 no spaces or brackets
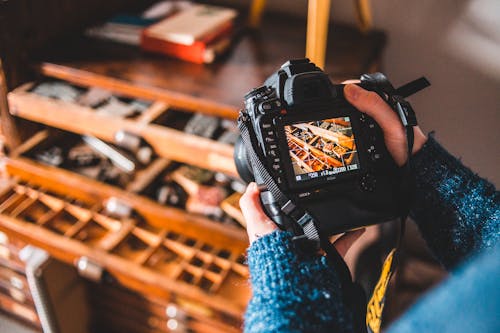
36,13,385,118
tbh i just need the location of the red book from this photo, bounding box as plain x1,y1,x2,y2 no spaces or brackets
141,19,234,64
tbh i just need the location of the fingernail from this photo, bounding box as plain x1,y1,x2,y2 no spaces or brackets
344,84,360,101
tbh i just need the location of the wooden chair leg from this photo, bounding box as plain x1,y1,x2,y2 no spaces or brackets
355,0,373,32
306,0,331,69
248,0,267,28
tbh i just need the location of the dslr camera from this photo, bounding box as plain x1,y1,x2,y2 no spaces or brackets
235,59,428,241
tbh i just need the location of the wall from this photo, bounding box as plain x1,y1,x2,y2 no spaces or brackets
252,0,500,185
370,0,500,186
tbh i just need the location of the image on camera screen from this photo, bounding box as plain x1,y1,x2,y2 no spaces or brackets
284,117,360,182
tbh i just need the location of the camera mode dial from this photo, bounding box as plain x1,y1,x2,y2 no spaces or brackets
258,98,282,114
244,85,268,100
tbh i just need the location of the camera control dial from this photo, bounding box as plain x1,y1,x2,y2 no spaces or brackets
359,173,377,192
244,85,268,100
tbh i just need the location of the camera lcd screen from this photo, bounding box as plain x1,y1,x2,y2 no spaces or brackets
284,117,360,182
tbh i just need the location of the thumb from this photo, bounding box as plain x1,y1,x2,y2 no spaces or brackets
239,183,278,243
239,183,271,224
344,84,402,134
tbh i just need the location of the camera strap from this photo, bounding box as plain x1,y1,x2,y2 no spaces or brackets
238,115,322,249
239,115,369,331
363,74,430,333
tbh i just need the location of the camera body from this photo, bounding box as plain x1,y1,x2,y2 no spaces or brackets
235,59,405,236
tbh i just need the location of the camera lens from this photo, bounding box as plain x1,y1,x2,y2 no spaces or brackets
233,137,255,183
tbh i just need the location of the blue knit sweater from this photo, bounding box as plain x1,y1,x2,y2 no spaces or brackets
244,137,500,332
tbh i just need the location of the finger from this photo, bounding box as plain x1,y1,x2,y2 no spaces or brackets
240,183,273,228
333,228,366,257
341,79,361,84
344,84,402,133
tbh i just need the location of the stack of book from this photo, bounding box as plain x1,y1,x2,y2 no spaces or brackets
140,4,238,64
85,1,186,46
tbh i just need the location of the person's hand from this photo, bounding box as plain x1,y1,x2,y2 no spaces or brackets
239,183,278,244
344,84,427,166
239,182,365,256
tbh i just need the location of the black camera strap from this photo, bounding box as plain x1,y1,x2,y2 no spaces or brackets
362,74,430,333
238,115,322,248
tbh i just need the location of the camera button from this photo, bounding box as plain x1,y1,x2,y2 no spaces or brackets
259,102,273,112
359,173,377,192
268,149,278,157
245,85,267,99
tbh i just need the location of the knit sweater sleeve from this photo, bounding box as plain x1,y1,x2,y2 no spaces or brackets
410,136,499,269
244,231,353,333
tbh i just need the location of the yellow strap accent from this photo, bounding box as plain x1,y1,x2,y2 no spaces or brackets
366,248,396,333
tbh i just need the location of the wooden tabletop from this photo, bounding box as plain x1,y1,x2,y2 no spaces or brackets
38,13,385,116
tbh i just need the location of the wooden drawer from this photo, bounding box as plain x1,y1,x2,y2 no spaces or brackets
0,265,31,300
8,81,237,176
0,230,41,329
0,230,28,273
7,125,245,232
0,291,41,329
0,263,39,327
88,282,240,333
0,175,250,330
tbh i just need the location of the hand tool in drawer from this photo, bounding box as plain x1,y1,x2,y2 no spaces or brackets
31,81,151,118
139,163,244,227
17,128,164,191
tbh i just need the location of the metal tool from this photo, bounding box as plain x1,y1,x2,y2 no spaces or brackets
82,135,135,173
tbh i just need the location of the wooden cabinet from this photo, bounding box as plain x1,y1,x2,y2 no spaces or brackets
0,229,42,331
0,5,385,332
